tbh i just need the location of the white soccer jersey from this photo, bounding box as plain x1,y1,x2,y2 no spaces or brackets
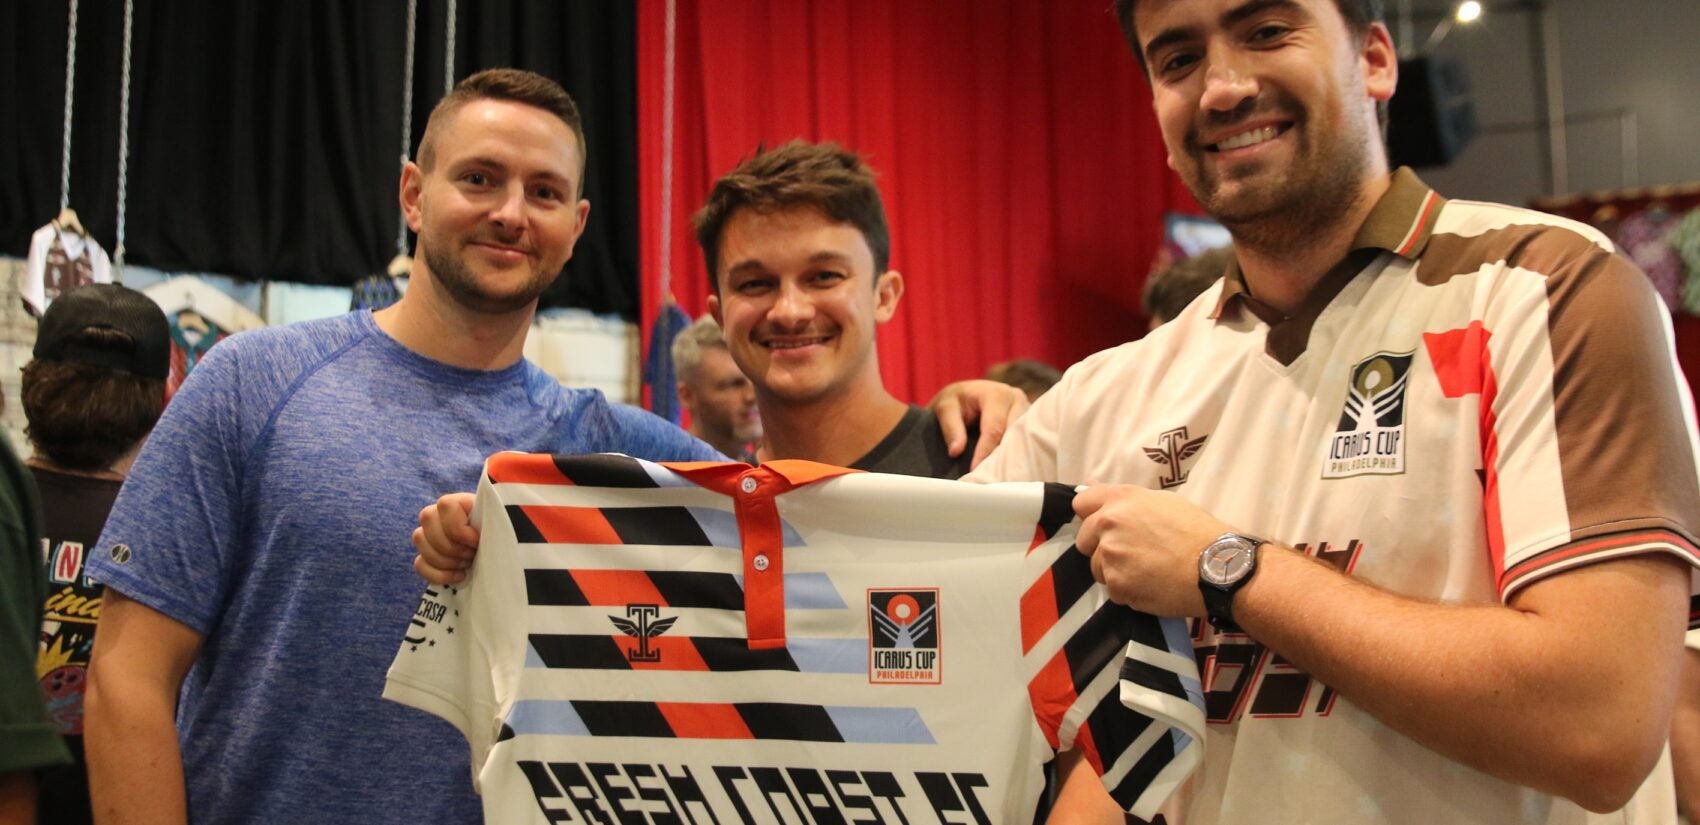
385,453,1206,824
972,169,1700,824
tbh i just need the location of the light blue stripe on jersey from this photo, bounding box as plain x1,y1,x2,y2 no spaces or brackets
788,639,865,673
688,506,806,548
1162,620,1207,706
637,457,698,488
733,572,845,609
826,707,935,745
507,700,588,736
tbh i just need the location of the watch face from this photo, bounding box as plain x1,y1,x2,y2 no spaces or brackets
1201,538,1255,585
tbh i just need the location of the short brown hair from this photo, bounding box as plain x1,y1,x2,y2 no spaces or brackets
985,358,1063,400
417,68,588,195
1113,0,1384,62
22,327,166,471
1144,246,1233,323
692,140,891,291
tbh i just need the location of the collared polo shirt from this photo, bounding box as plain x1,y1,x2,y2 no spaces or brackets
972,168,1700,824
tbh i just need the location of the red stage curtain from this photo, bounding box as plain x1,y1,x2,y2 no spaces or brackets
636,0,1197,406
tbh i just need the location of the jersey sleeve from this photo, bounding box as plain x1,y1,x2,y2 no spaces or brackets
1021,488,1205,820
86,342,248,634
1463,228,1700,600
383,472,509,788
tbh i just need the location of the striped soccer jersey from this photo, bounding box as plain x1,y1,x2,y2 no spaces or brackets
384,453,1206,824
970,168,1700,824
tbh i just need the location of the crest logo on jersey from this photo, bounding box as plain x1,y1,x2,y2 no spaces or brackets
1143,427,1208,489
868,589,941,685
610,605,677,663
1324,351,1414,479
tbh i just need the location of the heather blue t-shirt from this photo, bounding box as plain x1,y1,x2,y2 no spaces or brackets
89,311,719,823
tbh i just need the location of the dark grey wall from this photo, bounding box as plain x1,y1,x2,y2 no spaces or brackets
1405,0,1700,205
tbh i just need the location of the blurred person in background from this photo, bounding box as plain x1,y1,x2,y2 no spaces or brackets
23,284,170,825
672,314,761,463
1143,245,1232,330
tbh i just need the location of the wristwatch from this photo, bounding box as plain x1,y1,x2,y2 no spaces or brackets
1198,532,1265,632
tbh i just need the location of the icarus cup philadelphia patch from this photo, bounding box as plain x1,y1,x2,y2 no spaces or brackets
868,589,941,685
1325,351,1414,479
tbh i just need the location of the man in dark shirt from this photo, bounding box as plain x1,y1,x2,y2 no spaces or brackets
693,139,976,479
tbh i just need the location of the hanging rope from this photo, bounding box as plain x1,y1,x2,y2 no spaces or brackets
114,0,136,269
395,0,418,259
444,0,458,95
658,0,677,303
59,0,80,212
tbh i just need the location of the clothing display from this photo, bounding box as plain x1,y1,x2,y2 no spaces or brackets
973,169,1700,824
644,301,692,424
165,312,225,396
350,273,403,312
87,311,720,823
385,453,1205,823
1616,208,1684,309
32,467,124,824
23,222,113,316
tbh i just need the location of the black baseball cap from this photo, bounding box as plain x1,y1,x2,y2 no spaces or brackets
33,284,171,380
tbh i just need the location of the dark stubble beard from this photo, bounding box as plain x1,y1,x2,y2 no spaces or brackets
1180,88,1373,256
421,237,558,315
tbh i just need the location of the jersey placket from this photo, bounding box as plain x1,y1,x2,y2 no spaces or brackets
663,460,861,651
733,467,788,650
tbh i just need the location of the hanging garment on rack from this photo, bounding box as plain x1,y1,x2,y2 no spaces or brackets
23,221,113,315
1616,208,1683,310
142,276,264,396
1670,209,1700,315
643,302,691,424
141,277,266,334
167,313,227,396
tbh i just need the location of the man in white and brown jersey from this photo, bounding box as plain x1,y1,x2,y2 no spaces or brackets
970,0,1700,823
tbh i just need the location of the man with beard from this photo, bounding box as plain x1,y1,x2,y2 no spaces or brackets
80,69,721,824
672,314,762,462
975,0,1700,822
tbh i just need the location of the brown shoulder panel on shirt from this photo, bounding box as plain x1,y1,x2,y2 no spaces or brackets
1533,227,1700,545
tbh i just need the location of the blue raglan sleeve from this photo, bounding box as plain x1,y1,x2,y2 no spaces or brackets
596,401,727,462
88,343,251,635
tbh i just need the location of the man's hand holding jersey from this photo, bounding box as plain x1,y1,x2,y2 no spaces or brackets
1072,485,1227,618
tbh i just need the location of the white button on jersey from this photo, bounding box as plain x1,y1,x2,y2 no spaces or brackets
740,477,758,494
752,553,770,571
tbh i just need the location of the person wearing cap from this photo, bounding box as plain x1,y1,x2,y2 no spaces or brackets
21,283,169,825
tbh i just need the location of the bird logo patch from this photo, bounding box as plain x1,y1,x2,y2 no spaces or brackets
610,605,677,663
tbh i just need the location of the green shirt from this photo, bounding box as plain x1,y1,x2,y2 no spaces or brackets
0,436,69,773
